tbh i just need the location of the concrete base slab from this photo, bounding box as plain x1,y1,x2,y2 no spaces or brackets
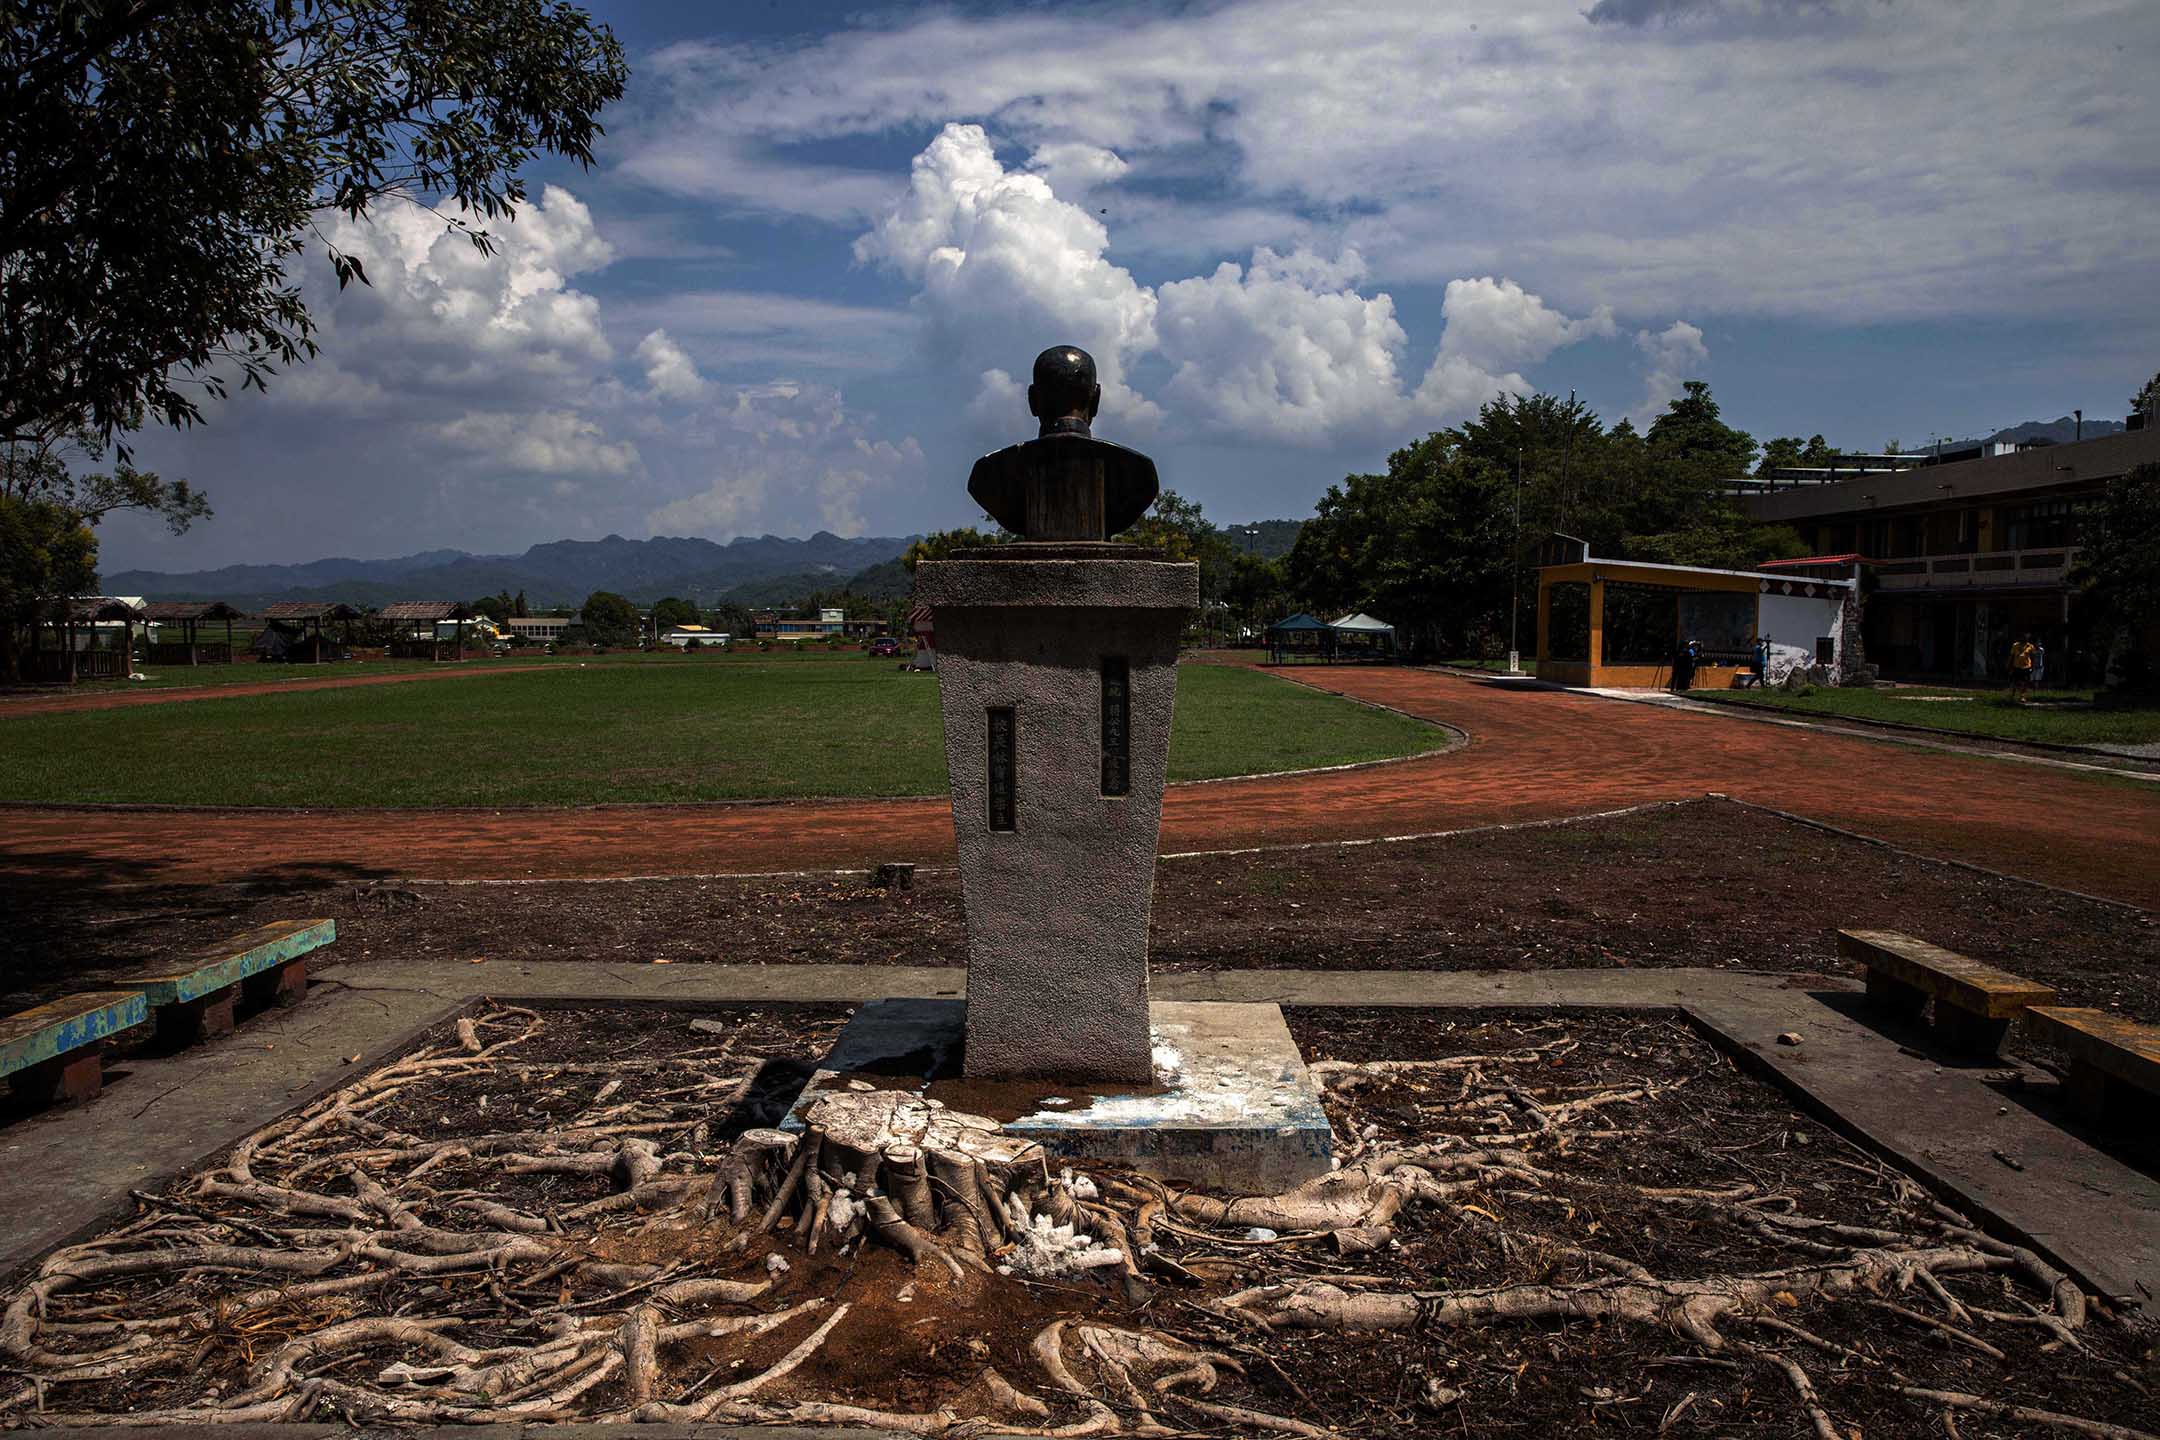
786,997,1333,1193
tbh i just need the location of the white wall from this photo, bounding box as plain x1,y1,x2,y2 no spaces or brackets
1757,590,1847,681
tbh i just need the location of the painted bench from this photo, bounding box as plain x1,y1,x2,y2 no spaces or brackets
1838,929,2055,1057
2024,1007,2160,1127
119,918,336,1046
1,992,148,1104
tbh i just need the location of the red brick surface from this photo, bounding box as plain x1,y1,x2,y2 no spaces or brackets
2,667,2153,907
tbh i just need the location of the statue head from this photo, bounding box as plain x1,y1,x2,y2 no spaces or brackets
1027,345,1100,436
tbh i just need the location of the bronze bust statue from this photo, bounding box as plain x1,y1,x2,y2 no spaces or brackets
967,345,1159,541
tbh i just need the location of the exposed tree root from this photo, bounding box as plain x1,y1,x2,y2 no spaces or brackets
0,1006,2139,1439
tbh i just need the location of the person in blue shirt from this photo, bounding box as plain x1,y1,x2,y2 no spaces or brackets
1752,635,1770,686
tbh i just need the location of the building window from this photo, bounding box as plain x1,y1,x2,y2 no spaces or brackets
1602,583,1680,666
1547,583,1590,662
2003,500,2078,550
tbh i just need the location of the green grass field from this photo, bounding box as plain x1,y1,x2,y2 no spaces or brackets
1688,684,2160,749
40,643,874,694
0,660,1449,806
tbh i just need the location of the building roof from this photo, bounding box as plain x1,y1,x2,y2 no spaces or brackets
376,601,468,622
142,600,246,622
63,596,145,622
1741,427,2160,525
1330,612,1395,633
260,601,364,621
1268,612,1330,633
1539,555,1853,591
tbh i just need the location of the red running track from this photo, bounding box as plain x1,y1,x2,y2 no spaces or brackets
3,666,2154,907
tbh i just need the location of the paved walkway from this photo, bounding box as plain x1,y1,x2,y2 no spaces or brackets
2,666,2155,906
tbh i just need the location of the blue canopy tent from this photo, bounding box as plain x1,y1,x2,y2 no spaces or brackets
1266,612,1333,664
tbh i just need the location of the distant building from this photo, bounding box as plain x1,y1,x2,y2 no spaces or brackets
1743,427,2160,684
752,606,851,641
504,616,572,643
659,624,730,647
1535,557,1855,690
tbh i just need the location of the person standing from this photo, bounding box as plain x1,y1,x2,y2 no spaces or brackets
1672,638,1698,692
2031,637,2047,692
2010,633,2036,704
1752,635,1771,687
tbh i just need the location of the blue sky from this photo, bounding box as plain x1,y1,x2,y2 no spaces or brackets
102,0,2160,571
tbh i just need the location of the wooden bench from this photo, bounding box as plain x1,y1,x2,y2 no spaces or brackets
119,919,336,1046
2024,1007,2160,1127
1838,929,2055,1057
1,992,148,1105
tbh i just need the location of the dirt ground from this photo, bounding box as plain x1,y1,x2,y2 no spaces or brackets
9,663,2159,910
5,1003,2149,1436
7,798,2152,1046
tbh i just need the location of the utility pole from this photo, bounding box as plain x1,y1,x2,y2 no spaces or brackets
1509,444,1524,675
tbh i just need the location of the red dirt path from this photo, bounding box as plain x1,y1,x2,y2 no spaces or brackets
0,663,553,718
3,666,2154,906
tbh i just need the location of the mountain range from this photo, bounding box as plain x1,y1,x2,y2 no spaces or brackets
103,532,923,610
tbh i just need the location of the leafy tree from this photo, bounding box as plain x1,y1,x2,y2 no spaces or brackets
1624,513,1808,569
1757,435,1836,474
578,590,637,644
2131,370,2160,422
1623,381,1772,567
2073,462,2160,695
1219,550,1291,638
903,527,1004,571
0,492,97,682
2,0,628,454
1287,433,1515,658
468,590,516,622
2,433,208,529
1126,489,1236,638
1,435,209,679
650,596,701,630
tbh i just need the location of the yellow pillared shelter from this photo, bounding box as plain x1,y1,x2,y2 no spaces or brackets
1536,555,1854,690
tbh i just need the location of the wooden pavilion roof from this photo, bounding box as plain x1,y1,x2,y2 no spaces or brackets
259,602,364,621
375,601,472,622
142,600,246,622
63,597,145,622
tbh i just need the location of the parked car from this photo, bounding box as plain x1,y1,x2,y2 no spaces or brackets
868,635,902,657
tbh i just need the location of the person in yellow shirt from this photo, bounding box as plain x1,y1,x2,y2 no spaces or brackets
2010,634,2036,704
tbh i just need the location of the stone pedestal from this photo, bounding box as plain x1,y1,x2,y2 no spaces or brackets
916,546,1198,1082
785,998,1334,1194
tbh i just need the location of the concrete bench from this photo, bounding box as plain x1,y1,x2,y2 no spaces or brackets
1838,929,2055,1057
119,919,336,1046
1,992,148,1105
2024,1007,2160,1127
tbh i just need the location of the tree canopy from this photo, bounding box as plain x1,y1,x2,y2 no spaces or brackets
578,590,638,643
1281,384,1800,659
2,0,628,452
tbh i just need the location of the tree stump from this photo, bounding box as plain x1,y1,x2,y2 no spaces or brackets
735,1093,1046,1273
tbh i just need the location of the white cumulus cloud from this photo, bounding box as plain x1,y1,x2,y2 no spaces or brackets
434,409,641,478
1156,248,1413,442
854,123,1160,429
635,329,706,401
1633,320,1710,423
321,185,615,381
645,381,925,540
